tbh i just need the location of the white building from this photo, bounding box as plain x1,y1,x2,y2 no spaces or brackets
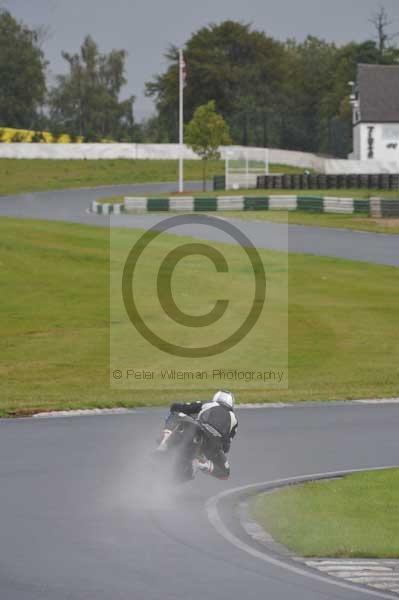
350,64,399,162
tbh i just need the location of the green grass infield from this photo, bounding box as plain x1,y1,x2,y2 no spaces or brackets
0,159,221,196
0,159,304,196
1,217,399,416
251,469,399,558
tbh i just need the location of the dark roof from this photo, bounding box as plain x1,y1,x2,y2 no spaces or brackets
358,64,399,123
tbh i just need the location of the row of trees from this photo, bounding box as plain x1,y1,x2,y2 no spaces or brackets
1,7,398,154
0,10,47,130
146,13,399,156
0,9,135,141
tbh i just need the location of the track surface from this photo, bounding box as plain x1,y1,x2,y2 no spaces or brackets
1,405,399,600
1,183,399,599
0,183,398,266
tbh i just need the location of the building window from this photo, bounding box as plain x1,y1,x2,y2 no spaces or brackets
382,125,399,140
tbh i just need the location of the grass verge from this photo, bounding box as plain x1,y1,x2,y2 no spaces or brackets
0,159,221,196
1,217,399,416
251,469,399,558
105,205,399,235
222,210,399,235
0,159,304,196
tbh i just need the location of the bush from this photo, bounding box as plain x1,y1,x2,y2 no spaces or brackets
11,131,25,143
31,131,46,143
49,131,63,143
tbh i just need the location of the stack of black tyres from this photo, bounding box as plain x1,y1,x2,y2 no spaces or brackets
254,173,399,190
348,174,359,188
390,174,399,189
317,174,327,188
308,174,318,189
292,174,301,189
256,175,266,188
380,174,390,190
326,175,337,189
369,174,379,189
282,174,292,189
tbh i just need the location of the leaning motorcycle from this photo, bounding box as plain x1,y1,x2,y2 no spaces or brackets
153,412,209,483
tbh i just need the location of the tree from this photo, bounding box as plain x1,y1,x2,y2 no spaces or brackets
369,6,398,58
147,18,399,156
185,101,231,191
138,114,170,142
49,36,135,140
146,21,287,145
0,10,47,128
280,36,341,153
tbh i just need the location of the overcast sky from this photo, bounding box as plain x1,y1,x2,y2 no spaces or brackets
4,0,399,119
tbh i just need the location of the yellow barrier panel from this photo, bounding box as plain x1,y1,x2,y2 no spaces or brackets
0,128,85,143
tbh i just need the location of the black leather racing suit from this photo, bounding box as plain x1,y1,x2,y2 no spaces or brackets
168,401,238,479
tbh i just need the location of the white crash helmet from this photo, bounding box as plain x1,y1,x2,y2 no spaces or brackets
213,390,235,409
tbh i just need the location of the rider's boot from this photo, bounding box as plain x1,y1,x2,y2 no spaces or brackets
192,457,214,475
156,429,172,452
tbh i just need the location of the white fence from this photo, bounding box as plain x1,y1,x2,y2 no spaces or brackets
324,159,399,174
0,143,197,160
0,143,398,174
0,142,323,169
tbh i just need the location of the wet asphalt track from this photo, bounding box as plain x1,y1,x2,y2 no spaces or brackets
1,405,399,600
1,183,399,599
0,182,398,266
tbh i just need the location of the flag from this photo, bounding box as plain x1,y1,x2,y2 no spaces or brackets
180,51,187,86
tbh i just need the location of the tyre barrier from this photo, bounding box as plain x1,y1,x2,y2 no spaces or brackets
370,198,399,218
89,196,376,215
256,173,399,191
214,173,399,192
90,201,124,215
213,175,226,191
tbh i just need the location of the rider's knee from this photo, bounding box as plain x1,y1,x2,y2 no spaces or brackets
211,459,230,480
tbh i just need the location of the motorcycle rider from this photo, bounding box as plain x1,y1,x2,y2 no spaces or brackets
158,390,238,480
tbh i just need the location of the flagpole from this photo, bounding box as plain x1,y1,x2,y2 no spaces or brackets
178,48,184,193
